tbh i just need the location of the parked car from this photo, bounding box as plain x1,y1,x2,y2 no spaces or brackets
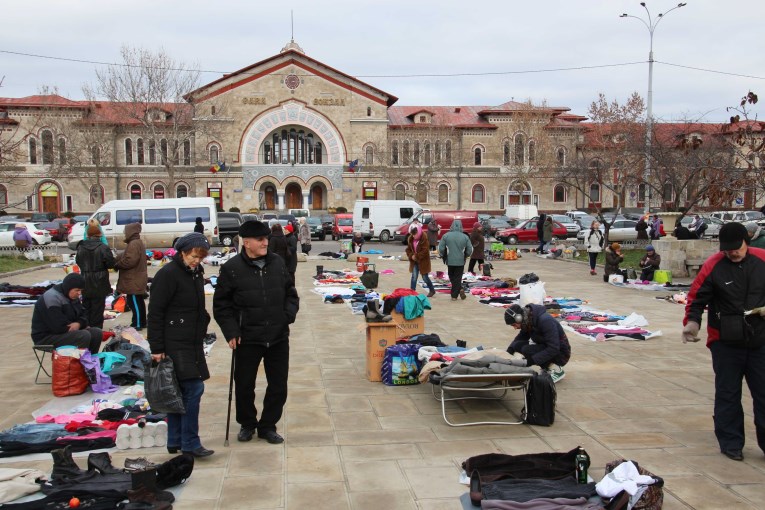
545,214,581,238
0,222,52,246
39,221,68,242
320,214,334,236
241,213,260,223
496,219,567,245
332,213,354,240
574,215,597,230
306,217,326,241
731,210,763,223
678,215,723,238
575,219,639,242
72,215,91,224
486,217,516,237
217,212,243,246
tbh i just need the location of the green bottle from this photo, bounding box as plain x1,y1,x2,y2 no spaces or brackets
575,447,590,484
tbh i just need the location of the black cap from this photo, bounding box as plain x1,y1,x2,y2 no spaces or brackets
719,222,749,251
62,273,86,295
239,220,270,239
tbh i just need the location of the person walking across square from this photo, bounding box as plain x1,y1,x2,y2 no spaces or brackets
438,220,473,301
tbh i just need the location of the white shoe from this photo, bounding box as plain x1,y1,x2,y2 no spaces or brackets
547,364,565,383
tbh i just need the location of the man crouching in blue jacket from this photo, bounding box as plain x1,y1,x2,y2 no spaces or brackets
505,303,571,383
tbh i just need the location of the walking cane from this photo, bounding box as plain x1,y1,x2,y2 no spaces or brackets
224,347,236,447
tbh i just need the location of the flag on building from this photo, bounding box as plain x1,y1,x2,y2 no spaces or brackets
348,159,359,172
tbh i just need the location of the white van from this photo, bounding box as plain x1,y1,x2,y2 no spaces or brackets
68,197,218,250
505,204,538,221
353,199,421,242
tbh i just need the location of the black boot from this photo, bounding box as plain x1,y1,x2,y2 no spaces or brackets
365,299,391,323
88,451,124,474
51,445,87,479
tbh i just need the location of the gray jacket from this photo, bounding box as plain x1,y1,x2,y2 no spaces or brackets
438,220,473,266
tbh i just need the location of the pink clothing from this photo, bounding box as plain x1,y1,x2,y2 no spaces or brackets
35,413,97,424
60,430,116,441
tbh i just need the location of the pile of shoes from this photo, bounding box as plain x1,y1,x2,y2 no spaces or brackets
364,299,391,323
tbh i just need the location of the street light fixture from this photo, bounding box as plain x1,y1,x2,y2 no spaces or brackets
620,2,687,212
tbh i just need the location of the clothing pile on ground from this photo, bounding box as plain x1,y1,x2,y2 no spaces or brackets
202,247,237,266
463,448,664,510
381,288,431,319
314,251,348,259
557,307,662,341
312,269,361,286
609,280,691,292
0,281,56,307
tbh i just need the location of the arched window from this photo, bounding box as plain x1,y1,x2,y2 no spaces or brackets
438,183,449,203
57,138,66,165
394,183,406,200
424,142,431,166
471,184,485,203
367,106,371,117
445,140,452,165
91,145,101,166
171,141,180,166
153,184,165,199
314,142,323,164
638,183,646,202
89,184,105,205
209,145,219,165
434,140,441,163
553,184,566,203
474,147,482,166
589,183,601,203
528,141,536,164
29,138,38,164
130,183,142,200
183,140,191,166
41,130,54,165
0,184,7,206
391,141,399,165
176,183,188,198
663,182,673,202
148,140,156,165
416,183,427,203
514,134,525,166
365,146,374,165
125,138,133,165
403,141,410,165
413,141,420,166
137,138,145,165
557,147,566,167
503,141,511,165
160,139,168,165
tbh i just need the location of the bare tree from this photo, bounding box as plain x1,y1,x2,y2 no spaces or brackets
86,46,201,197
543,92,646,238
723,91,765,207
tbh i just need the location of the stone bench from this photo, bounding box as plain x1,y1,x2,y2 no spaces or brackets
685,258,705,277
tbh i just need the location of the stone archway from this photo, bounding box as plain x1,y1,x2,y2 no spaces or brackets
38,181,61,214
310,183,325,210
260,183,277,210
285,182,302,209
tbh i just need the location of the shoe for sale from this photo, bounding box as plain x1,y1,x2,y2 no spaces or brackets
182,446,214,458
237,426,255,442
258,430,284,444
87,452,123,474
124,457,158,471
722,449,744,461
51,445,87,479
547,364,566,384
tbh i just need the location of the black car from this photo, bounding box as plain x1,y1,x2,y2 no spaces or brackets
306,217,326,240
320,214,334,236
217,212,243,246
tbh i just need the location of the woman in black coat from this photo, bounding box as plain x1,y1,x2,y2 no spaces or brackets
75,223,115,329
148,232,214,458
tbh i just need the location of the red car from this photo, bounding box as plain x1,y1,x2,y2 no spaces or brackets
496,219,567,245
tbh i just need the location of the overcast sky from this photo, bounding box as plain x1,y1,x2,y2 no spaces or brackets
2,0,763,122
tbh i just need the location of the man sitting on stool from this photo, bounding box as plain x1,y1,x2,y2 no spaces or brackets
505,303,571,383
31,273,102,354
639,245,662,281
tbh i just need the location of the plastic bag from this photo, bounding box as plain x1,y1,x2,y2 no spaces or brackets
519,281,546,306
24,249,44,261
52,349,90,397
145,358,185,414
381,344,421,386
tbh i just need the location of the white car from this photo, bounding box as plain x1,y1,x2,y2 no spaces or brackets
576,219,639,242
0,222,53,246
679,216,723,238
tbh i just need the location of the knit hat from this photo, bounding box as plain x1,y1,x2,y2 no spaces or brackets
239,220,270,238
174,232,210,252
745,222,759,235
284,223,294,234
61,273,86,295
719,222,749,251
87,224,101,238
645,245,654,252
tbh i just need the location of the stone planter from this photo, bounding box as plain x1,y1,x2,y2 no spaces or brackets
652,238,718,277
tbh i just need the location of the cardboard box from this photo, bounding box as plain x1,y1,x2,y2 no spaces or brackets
390,311,425,337
366,322,398,382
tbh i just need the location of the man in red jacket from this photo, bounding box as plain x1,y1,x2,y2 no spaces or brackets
683,222,765,461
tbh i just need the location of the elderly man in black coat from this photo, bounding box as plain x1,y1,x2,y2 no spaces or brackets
214,221,300,445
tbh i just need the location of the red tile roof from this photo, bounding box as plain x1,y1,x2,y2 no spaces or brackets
0,94,85,108
388,105,498,129
76,101,194,127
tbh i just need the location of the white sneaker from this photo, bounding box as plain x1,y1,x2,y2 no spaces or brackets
547,364,565,383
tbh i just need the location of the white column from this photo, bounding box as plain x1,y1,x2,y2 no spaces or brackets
302,191,310,210
277,191,285,211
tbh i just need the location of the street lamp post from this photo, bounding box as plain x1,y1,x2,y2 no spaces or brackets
620,2,686,212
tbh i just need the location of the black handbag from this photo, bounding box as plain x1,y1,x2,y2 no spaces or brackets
360,263,379,289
